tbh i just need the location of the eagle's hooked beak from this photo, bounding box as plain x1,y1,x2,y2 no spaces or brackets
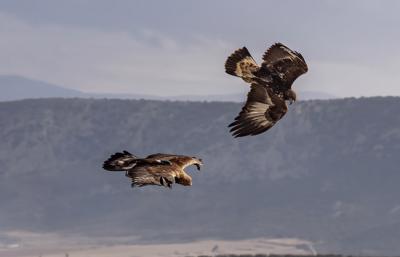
193,158,203,171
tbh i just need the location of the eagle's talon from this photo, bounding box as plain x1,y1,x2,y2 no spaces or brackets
160,176,172,187
160,177,166,186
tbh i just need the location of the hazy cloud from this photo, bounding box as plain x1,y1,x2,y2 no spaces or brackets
0,13,239,96
1,1,400,97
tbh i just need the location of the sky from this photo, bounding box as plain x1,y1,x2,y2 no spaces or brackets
0,0,400,98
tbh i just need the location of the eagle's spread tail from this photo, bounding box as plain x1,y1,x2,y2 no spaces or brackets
103,151,138,171
225,47,258,78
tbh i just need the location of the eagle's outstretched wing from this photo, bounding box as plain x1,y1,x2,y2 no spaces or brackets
261,43,308,90
228,84,288,137
225,47,260,82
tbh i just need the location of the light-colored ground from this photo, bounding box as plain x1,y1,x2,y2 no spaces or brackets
0,231,317,257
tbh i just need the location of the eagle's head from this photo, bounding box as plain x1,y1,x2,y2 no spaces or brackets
180,173,193,186
284,89,297,105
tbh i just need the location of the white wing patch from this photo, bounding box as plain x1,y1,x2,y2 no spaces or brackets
245,102,273,127
235,56,258,78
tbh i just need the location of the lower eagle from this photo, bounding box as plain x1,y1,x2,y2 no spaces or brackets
103,151,203,188
225,42,308,137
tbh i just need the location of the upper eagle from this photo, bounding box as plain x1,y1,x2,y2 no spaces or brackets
225,43,308,137
103,151,203,188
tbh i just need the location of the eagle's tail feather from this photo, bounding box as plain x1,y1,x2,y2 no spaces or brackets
225,47,256,77
103,151,138,171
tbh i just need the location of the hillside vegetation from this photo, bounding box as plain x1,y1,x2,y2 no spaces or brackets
0,97,399,255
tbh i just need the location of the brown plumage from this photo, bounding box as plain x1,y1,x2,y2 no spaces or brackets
102,151,203,188
225,43,308,137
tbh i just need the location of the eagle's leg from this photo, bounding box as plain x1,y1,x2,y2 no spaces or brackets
160,177,173,189
160,177,167,187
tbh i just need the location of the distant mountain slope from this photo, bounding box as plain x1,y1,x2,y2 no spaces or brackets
0,75,84,101
1,75,335,102
0,97,399,254
169,90,335,102
0,75,156,101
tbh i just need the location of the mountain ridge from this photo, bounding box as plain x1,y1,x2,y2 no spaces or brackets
0,74,336,102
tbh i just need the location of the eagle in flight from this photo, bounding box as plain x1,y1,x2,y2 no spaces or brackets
225,43,308,137
103,151,203,188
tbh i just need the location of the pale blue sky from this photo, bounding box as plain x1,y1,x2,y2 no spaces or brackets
0,0,399,97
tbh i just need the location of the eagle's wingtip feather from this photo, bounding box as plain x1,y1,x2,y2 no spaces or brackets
225,47,254,77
